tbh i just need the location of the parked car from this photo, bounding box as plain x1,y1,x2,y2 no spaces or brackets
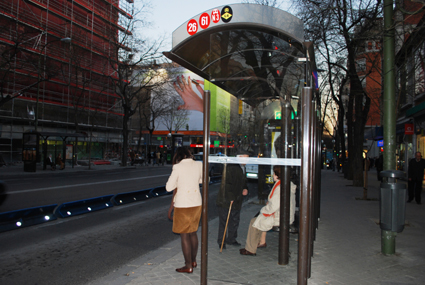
245,164,258,179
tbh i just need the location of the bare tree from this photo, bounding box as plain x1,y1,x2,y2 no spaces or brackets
215,108,232,155
104,2,166,166
295,0,382,186
139,83,170,149
161,92,190,134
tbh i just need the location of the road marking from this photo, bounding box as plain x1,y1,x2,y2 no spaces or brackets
9,174,169,195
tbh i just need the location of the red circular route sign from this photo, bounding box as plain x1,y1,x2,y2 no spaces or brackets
211,9,221,23
187,19,198,35
199,13,210,29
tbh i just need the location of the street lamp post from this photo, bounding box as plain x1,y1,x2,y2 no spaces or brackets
382,0,397,255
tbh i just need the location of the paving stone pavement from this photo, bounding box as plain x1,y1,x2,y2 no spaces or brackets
87,168,425,285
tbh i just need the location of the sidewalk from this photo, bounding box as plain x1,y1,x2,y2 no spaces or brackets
88,169,425,285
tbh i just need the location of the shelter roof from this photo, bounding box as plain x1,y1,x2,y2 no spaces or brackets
164,4,314,106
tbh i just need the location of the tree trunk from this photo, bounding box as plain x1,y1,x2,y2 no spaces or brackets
121,113,129,167
351,137,364,186
338,103,345,170
137,125,143,152
148,129,154,152
350,72,370,186
345,87,354,180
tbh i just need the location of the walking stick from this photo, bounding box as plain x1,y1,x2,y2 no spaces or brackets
220,200,233,253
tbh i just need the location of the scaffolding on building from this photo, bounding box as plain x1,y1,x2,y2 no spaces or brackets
0,0,134,163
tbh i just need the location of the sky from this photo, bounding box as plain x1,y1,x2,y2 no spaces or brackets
140,0,292,51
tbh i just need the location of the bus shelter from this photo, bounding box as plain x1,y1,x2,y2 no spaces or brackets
164,4,321,284
22,131,86,172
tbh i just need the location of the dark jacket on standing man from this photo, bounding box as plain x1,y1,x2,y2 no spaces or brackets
408,157,425,180
216,164,248,210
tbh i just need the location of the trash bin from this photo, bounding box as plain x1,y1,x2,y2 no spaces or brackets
379,170,406,233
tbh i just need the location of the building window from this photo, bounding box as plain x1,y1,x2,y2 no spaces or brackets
356,58,366,72
367,41,373,51
366,41,380,52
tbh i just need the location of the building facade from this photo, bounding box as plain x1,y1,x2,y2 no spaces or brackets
355,0,425,165
395,0,425,170
0,0,133,163
354,17,384,159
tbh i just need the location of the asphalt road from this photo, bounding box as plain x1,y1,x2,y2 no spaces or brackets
0,166,172,212
0,167,258,285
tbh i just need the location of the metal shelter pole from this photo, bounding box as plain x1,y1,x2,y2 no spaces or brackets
308,99,317,278
201,90,211,285
316,118,322,224
298,87,313,285
279,100,292,265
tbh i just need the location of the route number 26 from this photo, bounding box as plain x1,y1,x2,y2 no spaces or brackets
187,19,198,35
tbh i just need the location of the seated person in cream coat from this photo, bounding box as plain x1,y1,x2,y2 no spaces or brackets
240,165,296,256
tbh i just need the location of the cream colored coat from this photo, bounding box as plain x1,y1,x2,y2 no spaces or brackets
165,158,203,208
253,180,297,231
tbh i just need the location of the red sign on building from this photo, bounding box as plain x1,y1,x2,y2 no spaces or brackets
405,123,414,135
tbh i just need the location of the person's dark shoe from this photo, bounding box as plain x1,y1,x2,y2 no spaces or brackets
417,202,422,205
176,266,193,273
227,241,241,246
219,244,226,249
239,248,256,256
289,225,298,234
257,243,267,248
407,199,413,203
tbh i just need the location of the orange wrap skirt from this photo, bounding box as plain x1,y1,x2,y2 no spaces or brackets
173,206,202,234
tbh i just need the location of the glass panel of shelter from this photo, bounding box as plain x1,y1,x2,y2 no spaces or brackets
208,97,301,200
200,29,305,190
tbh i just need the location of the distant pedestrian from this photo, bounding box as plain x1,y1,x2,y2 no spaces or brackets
148,151,152,165
56,153,65,170
165,147,203,274
408,152,425,204
130,150,135,166
45,154,55,170
155,150,161,166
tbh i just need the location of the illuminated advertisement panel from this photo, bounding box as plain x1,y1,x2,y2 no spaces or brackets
156,67,233,132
